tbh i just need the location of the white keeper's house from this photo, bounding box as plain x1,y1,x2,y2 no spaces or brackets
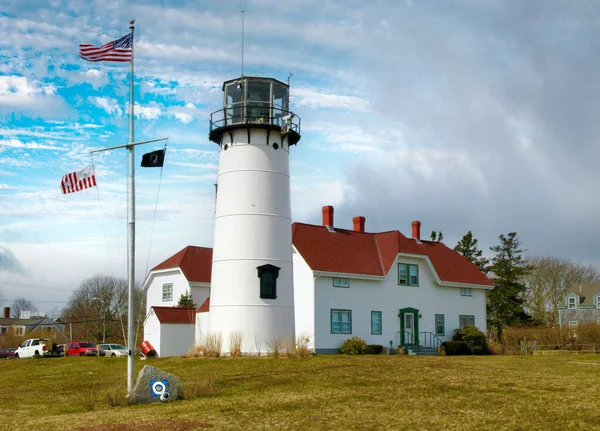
143,205,493,356
143,75,492,356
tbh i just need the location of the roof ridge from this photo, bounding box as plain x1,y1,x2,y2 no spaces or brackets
373,234,386,275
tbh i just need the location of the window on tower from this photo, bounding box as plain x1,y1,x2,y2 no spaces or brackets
257,264,280,299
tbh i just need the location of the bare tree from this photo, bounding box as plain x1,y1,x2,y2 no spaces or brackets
11,297,38,318
524,256,600,326
62,274,145,343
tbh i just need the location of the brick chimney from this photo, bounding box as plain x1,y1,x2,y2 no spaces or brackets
411,221,421,240
353,216,366,233
322,205,334,227
3,307,10,319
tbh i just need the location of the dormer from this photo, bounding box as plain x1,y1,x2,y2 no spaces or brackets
566,293,579,310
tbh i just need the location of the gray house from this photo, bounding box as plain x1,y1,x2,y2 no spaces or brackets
0,307,65,338
558,283,600,329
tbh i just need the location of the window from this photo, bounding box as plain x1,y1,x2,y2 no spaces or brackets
0,327,7,334
398,263,419,286
333,277,350,288
595,295,600,309
371,311,382,335
331,309,352,334
459,315,475,328
435,314,445,336
568,320,578,328
257,264,280,299
567,296,577,309
162,284,173,302
461,287,473,297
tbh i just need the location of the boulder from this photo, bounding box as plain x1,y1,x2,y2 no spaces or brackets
129,365,183,404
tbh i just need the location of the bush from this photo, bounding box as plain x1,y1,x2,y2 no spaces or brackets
339,337,370,355
441,341,470,356
368,344,383,354
453,326,488,355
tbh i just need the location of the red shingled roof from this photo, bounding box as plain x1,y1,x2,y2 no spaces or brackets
292,223,493,286
152,246,212,283
152,306,196,324
197,298,210,313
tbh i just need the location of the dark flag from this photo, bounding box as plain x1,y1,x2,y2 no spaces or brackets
141,149,166,168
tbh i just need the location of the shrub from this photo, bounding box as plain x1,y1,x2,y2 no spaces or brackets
339,336,370,355
368,344,383,354
453,326,489,355
441,341,470,356
228,332,243,357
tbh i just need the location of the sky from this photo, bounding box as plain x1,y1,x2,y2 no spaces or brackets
1,0,600,316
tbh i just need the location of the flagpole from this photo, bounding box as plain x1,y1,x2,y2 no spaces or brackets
127,18,136,395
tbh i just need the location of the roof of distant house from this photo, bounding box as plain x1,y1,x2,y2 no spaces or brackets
561,283,600,307
151,306,196,324
291,223,493,286
151,246,212,283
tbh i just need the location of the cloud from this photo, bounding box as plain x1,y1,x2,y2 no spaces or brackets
0,76,68,118
167,103,203,124
88,96,123,117
0,138,67,151
0,246,25,274
293,88,370,111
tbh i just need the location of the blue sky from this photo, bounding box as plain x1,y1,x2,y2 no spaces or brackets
2,0,600,315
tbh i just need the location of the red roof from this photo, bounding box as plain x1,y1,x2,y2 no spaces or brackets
197,298,210,313
292,223,493,286
152,246,212,283
152,306,196,324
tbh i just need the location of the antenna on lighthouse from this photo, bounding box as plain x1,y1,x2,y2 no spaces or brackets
287,72,293,87
241,9,245,77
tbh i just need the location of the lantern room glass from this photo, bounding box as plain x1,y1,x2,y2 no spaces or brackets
223,78,290,126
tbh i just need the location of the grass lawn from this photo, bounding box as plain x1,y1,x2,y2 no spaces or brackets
1,354,600,430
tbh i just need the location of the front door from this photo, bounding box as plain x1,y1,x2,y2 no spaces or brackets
404,314,415,344
399,307,420,346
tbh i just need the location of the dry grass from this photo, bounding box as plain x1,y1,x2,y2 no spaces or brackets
185,333,223,358
267,337,285,358
3,354,600,430
502,324,600,354
228,332,243,357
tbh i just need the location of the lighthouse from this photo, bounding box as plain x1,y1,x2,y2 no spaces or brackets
208,76,301,353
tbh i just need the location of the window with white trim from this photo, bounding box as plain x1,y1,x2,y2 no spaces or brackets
567,296,577,309
595,295,600,309
333,277,350,288
331,309,352,334
461,287,473,297
371,311,382,335
398,263,419,286
162,283,173,302
568,320,578,328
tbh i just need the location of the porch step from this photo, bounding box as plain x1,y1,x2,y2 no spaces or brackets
414,346,440,356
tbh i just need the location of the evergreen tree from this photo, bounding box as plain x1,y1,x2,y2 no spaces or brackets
454,231,489,272
177,290,196,307
487,232,533,340
430,231,437,241
437,231,444,243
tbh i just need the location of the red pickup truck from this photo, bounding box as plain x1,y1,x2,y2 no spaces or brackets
66,341,98,356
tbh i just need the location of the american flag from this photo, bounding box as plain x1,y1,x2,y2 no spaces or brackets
79,32,133,62
61,165,97,194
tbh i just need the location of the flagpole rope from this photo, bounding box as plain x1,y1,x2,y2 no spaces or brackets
91,154,116,280
137,141,168,346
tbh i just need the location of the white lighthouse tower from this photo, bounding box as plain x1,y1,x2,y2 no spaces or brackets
208,76,301,354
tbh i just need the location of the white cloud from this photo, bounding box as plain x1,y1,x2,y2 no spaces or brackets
0,76,68,118
293,88,370,111
0,138,66,151
125,101,162,120
170,161,218,169
167,103,203,124
88,96,123,117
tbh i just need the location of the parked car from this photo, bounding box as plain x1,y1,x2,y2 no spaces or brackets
0,347,16,359
99,343,128,357
14,338,50,359
66,341,98,356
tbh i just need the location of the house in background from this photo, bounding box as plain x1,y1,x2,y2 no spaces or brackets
143,246,212,313
558,283,600,329
143,205,493,356
0,307,66,339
